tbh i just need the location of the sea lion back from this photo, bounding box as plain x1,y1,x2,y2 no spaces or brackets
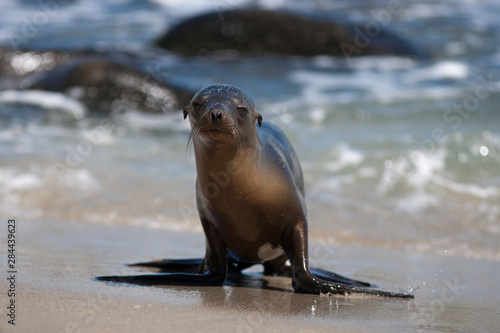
257,121,304,197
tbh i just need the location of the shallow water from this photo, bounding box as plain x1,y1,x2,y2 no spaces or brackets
1,0,499,262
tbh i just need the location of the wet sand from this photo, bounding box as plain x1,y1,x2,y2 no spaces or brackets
2,219,499,333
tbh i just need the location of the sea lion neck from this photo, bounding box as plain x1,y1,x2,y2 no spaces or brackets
193,134,262,178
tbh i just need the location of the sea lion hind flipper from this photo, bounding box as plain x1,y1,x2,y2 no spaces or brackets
292,282,415,298
309,266,374,288
262,256,375,288
127,258,204,273
95,271,225,286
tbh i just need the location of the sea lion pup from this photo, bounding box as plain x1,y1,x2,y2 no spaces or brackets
97,85,413,298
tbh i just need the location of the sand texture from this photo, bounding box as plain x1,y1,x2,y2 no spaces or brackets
1,220,499,333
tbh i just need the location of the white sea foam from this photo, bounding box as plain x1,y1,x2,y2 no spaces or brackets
309,108,327,123
289,70,362,104
119,111,190,132
379,141,498,210
149,0,240,18
54,0,130,23
55,169,100,191
403,3,453,19
406,149,447,189
395,191,439,213
0,90,87,119
347,56,417,71
325,143,365,172
378,149,447,194
290,60,468,105
313,175,357,192
150,0,286,16
433,176,498,198
357,166,377,178
0,169,42,191
409,61,470,82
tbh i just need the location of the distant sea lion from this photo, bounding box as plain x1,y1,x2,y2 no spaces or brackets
97,84,413,298
0,46,193,113
156,9,428,59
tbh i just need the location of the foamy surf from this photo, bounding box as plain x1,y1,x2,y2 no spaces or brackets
0,90,87,119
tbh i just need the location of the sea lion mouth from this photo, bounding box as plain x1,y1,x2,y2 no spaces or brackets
188,116,242,150
198,124,236,137
202,128,233,135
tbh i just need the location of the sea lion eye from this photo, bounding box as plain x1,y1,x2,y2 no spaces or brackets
192,101,203,109
237,107,248,117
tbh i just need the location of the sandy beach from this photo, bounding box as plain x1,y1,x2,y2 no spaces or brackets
1,219,498,333
1,0,500,332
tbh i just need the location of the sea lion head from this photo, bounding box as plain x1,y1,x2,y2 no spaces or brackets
184,84,262,146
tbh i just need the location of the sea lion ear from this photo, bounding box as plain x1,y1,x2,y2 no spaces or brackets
257,113,263,127
183,107,189,119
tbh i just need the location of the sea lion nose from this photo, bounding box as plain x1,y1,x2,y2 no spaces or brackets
210,109,224,123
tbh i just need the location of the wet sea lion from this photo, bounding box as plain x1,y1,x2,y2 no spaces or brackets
97,84,413,298
156,9,428,59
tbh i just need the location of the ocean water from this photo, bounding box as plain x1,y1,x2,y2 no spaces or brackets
1,0,499,262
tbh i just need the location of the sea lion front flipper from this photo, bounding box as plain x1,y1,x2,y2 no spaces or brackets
282,219,414,298
95,271,225,286
96,218,229,287
128,256,255,274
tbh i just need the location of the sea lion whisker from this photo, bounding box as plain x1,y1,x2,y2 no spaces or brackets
186,117,205,153
233,125,243,156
